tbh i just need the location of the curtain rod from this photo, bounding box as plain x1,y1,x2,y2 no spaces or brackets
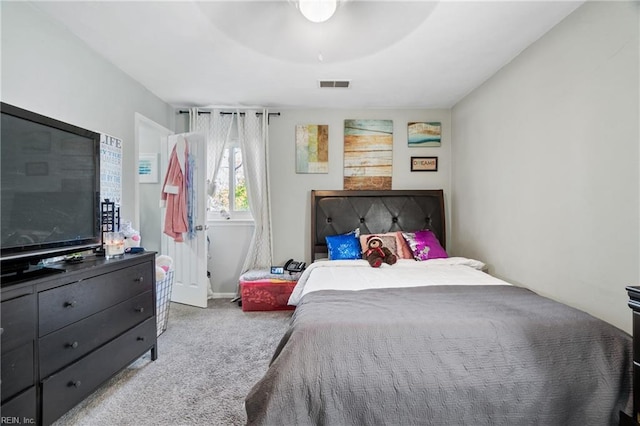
177,110,280,124
177,110,280,118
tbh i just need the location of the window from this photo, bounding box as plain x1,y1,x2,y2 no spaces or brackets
208,143,251,220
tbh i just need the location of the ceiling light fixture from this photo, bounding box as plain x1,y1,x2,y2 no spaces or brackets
298,0,338,23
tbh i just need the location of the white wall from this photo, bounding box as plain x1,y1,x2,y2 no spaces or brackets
268,109,451,264
1,2,175,224
208,222,254,296
451,1,639,333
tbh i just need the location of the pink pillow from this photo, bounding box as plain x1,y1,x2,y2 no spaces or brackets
401,230,448,261
359,233,398,257
394,232,413,259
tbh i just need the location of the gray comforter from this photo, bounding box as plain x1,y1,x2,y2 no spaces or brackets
245,285,632,426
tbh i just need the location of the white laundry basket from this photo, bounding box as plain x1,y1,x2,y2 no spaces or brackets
155,255,174,336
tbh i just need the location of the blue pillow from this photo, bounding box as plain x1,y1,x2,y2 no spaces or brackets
326,230,361,260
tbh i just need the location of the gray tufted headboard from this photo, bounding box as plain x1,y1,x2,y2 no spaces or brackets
311,190,445,261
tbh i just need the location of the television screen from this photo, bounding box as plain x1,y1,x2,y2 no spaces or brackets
1,103,101,269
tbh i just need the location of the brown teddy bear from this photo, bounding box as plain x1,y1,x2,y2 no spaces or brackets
364,235,397,267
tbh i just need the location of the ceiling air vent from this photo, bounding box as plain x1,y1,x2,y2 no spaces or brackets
318,80,350,88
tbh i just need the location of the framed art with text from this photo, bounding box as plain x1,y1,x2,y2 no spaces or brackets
411,156,438,172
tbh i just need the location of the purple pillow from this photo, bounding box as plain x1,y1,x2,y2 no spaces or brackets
401,230,448,261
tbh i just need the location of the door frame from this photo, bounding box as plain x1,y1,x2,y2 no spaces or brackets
134,113,174,232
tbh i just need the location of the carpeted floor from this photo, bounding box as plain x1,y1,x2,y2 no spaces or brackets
53,299,293,426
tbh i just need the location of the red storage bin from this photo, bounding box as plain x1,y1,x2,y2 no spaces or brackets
240,270,299,312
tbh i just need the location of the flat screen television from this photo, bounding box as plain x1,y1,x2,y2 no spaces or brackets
1,102,101,282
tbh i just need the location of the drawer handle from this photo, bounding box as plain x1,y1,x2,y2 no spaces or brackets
69,380,82,388
66,341,79,349
137,336,145,342
135,307,145,313
64,300,77,308
135,276,144,283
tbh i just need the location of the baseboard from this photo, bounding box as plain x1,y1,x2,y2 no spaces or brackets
209,292,237,299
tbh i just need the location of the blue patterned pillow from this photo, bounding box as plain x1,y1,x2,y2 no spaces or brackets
326,230,361,260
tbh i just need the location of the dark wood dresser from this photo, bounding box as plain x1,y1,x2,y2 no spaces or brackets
1,252,157,426
623,286,640,426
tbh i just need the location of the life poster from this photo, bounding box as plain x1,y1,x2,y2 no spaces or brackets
100,134,122,205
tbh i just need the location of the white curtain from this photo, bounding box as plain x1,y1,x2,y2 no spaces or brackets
188,108,234,199
237,109,273,273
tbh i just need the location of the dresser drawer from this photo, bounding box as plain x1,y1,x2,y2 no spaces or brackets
39,291,154,378
1,293,36,353
39,262,153,336
1,341,34,403
634,311,640,362
0,386,37,425
41,317,156,425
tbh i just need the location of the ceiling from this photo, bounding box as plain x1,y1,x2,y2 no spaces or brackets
32,0,583,110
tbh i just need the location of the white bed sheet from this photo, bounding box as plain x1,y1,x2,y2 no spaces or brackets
288,257,511,305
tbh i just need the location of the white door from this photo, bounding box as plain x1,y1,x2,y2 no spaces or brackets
161,132,209,308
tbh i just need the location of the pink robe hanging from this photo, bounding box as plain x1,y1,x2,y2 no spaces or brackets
160,140,188,242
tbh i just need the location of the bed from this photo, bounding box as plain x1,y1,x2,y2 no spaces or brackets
245,190,632,425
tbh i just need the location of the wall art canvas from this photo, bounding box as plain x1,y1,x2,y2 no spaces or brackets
138,153,159,183
343,119,393,190
408,121,441,147
296,124,328,173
